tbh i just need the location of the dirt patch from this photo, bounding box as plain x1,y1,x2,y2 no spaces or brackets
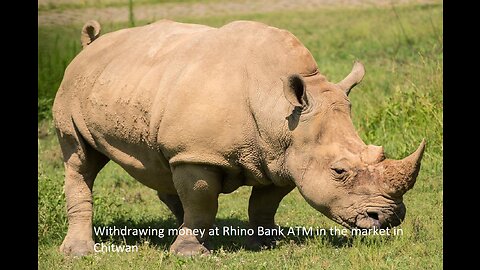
38,0,440,26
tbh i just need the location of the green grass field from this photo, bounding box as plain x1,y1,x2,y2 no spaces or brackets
38,1,443,269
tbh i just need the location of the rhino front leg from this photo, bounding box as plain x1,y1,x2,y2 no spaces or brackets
169,164,221,256
247,184,295,250
57,129,109,256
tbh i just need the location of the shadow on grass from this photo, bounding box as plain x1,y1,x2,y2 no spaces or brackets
93,218,178,251
93,217,353,252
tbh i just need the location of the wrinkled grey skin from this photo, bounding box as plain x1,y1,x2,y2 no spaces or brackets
53,20,425,257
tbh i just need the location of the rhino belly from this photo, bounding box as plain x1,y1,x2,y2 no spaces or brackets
95,134,176,193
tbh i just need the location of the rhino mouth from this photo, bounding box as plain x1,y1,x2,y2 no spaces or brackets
353,204,405,229
329,203,405,230
355,211,382,229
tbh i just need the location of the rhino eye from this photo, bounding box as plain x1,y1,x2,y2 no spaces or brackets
330,166,348,180
330,160,350,180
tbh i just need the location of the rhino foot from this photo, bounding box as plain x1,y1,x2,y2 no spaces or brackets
60,238,94,257
246,235,278,250
170,234,210,256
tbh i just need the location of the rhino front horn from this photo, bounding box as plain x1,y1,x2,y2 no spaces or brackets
381,139,426,196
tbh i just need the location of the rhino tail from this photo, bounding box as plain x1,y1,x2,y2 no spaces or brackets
81,20,101,49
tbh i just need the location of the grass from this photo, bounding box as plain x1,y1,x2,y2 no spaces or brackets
38,2,443,269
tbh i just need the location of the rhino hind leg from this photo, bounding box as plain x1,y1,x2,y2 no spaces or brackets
157,192,184,225
169,164,222,256
56,123,109,256
246,185,294,250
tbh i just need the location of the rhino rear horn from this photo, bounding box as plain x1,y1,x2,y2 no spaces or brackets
337,61,365,95
361,145,385,164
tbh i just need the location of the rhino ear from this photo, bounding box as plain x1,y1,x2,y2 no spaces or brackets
283,74,308,107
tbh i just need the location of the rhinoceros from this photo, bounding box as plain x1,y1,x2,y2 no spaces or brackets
52,19,425,256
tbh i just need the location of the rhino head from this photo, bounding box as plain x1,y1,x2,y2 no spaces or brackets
283,61,425,229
